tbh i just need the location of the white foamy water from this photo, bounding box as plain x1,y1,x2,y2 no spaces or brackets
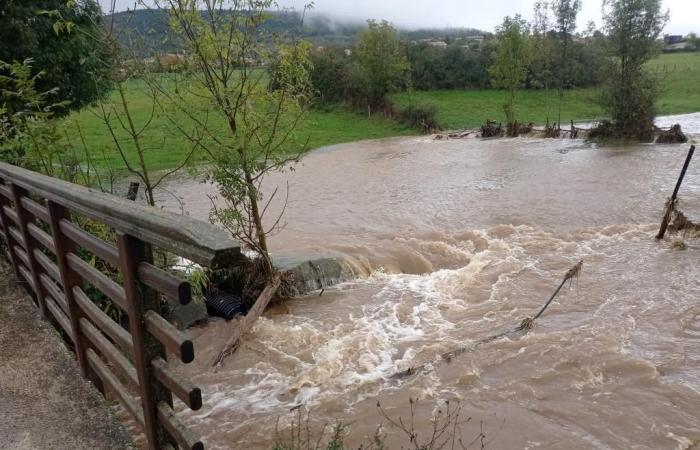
656,112,700,134
159,131,700,449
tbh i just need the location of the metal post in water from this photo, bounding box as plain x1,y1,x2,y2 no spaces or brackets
126,182,140,201
656,145,695,240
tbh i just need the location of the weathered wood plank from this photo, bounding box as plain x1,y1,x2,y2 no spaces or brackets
73,286,134,356
157,402,203,450
138,262,192,305
144,311,194,364
151,358,202,410
80,318,139,389
86,348,145,429
0,162,240,266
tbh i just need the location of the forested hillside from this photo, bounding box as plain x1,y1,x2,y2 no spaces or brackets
107,8,487,55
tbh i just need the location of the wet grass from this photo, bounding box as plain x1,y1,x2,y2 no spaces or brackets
62,82,413,172
392,88,602,130
64,54,700,171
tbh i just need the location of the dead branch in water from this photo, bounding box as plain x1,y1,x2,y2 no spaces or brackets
391,260,583,380
211,275,281,367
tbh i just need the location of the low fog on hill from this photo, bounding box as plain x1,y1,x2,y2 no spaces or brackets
101,0,698,34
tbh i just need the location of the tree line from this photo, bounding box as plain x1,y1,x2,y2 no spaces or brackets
304,0,669,140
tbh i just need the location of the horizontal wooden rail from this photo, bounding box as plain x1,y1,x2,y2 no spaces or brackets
152,358,202,410
86,349,145,429
145,311,195,363
14,245,29,268
18,264,36,293
27,223,55,254
139,262,192,305
39,274,68,314
67,253,127,311
0,162,239,266
8,225,24,248
3,205,19,226
0,184,10,200
157,402,203,450
73,286,134,356
45,295,74,341
20,197,50,223
80,318,139,389
34,249,61,283
60,219,119,266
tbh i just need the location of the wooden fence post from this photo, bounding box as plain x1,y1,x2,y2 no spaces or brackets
117,233,172,450
0,181,22,280
47,201,90,377
9,183,48,318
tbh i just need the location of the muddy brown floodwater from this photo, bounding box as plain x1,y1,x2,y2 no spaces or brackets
158,133,700,450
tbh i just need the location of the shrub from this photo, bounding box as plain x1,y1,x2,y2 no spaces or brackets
397,104,442,133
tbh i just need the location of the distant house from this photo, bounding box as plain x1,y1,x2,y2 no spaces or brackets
417,38,448,48
664,34,685,45
344,49,352,57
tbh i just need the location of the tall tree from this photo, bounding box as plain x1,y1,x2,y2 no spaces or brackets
531,1,555,119
356,20,409,113
489,15,530,129
599,0,668,140
552,0,581,128
0,0,112,114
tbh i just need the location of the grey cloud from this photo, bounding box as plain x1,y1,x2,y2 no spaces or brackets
100,0,697,34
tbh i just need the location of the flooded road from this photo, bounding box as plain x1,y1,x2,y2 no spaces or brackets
160,134,700,449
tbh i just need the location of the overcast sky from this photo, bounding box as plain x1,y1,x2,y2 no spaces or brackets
101,0,698,35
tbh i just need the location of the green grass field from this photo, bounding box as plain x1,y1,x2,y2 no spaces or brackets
63,84,413,171
65,53,700,171
393,52,700,130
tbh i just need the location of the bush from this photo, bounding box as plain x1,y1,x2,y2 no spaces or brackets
397,103,442,133
656,124,688,143
588,116,656,142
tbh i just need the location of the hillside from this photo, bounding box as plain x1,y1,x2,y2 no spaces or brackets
106,9,487,55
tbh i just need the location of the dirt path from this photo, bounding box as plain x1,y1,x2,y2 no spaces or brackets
0,263,133,450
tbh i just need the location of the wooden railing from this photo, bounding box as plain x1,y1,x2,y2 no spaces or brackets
0,162,240,450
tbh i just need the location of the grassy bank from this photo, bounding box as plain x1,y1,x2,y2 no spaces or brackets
393,53,700,130
63,86,413,171
393,88,602,130
65,53,700,171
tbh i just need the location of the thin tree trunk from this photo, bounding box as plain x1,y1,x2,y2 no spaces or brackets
117,82,155,206
244,168,271,274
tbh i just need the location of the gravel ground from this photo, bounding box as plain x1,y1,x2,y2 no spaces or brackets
0,262,133,450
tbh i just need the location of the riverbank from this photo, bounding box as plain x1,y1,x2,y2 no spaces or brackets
63,54,700,173
393,52,700,130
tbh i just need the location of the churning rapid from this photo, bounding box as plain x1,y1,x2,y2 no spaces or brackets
159,131,700,449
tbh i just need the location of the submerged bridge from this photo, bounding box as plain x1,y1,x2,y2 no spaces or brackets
0,162,240,450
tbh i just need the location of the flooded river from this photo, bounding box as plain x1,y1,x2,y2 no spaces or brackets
160,133,700,449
